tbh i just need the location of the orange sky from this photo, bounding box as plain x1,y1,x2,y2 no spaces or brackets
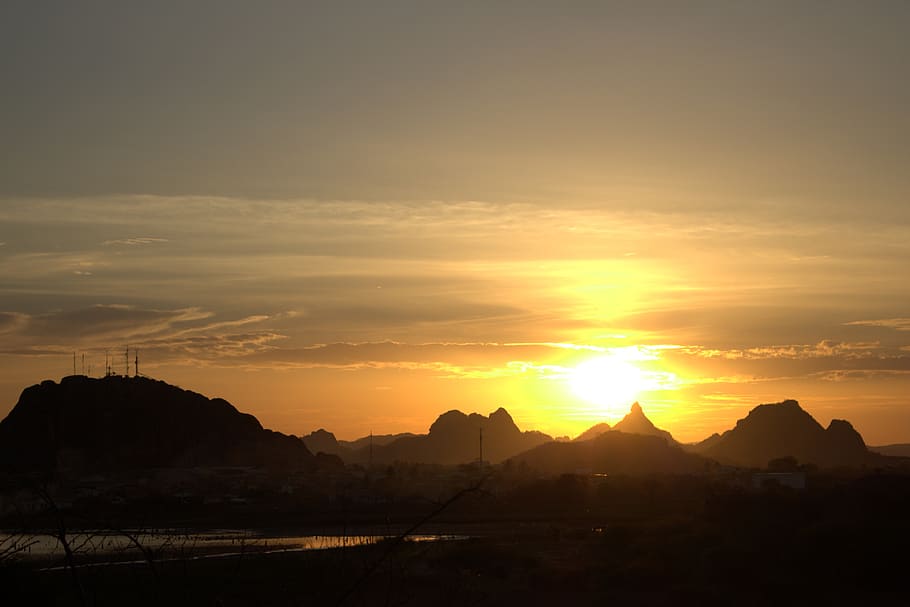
1,3,909,444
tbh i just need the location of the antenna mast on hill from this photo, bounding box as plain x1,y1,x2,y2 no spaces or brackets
81,353,85,375
135,350,139,377
125,346,130,377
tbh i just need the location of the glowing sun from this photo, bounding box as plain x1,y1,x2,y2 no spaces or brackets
569,356,645,416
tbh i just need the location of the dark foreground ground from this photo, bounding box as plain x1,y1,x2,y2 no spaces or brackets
4,471,910,606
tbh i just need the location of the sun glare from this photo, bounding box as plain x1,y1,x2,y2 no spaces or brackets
569,356,645,417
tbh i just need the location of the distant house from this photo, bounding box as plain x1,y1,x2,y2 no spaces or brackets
752,472,806,490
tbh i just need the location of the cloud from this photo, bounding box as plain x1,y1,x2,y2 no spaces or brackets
139,331,286,360
17,305,212,343
0,305,282,366
845,318,910,331
0,312,28,334
660,339,910,390
811,369,910,382
101,237,169,246
685,340,882,361
158,340,684,387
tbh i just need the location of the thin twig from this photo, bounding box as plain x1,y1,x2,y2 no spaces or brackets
335,474,488,606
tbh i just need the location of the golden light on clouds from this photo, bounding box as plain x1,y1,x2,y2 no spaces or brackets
1,4,910,445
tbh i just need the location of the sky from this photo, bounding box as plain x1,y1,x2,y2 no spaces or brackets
1,1,909,444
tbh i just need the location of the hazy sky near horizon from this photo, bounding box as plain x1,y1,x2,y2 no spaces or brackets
2,2,909,443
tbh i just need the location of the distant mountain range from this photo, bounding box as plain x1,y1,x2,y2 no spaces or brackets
869,444,910,458
306,402,677,466
305,399,889,470
0,377,896,478
510,430,711,475
0,376,320,477
306,408,552,465
510,403,703,475
301,429,417,461
689,399,876,468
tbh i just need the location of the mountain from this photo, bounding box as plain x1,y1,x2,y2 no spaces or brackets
870,444,910,458
302,428,348,457
612,402,676,443
339,432,416,451
363,407,552,465
574,403,674,443
693,399,874,468
509,430,710,476
0,376,317,477
302,429,421,463
573,422,611,442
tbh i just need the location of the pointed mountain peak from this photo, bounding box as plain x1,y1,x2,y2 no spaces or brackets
489,407,514,424
613,402,675,443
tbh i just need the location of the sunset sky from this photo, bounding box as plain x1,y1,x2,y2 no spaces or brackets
2,2,909,444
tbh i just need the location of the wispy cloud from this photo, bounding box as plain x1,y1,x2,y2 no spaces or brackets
101,237,169,246
685,340,882,361
0,312,28,334
7,305,213,344
811,369,910,382
845,318,910,331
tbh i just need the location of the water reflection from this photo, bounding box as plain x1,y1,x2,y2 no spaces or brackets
0,530,463,567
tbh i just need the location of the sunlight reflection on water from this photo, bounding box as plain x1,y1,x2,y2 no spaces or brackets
0,530,464,566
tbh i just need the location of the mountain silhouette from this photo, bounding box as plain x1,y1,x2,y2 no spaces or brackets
509,430,710,476
692,399,874,468
361,407,552,465
574,402,675,443
869,443,910,458
0,376,318,477
302,428,347,457
340,432,416,451
302,429,420,462
573,422,611,442
612,402,676,443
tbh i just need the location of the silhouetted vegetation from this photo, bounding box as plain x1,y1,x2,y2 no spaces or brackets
4,470,910,605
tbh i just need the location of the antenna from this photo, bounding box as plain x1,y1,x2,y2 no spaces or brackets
81,353,85,375
135,350,139,377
